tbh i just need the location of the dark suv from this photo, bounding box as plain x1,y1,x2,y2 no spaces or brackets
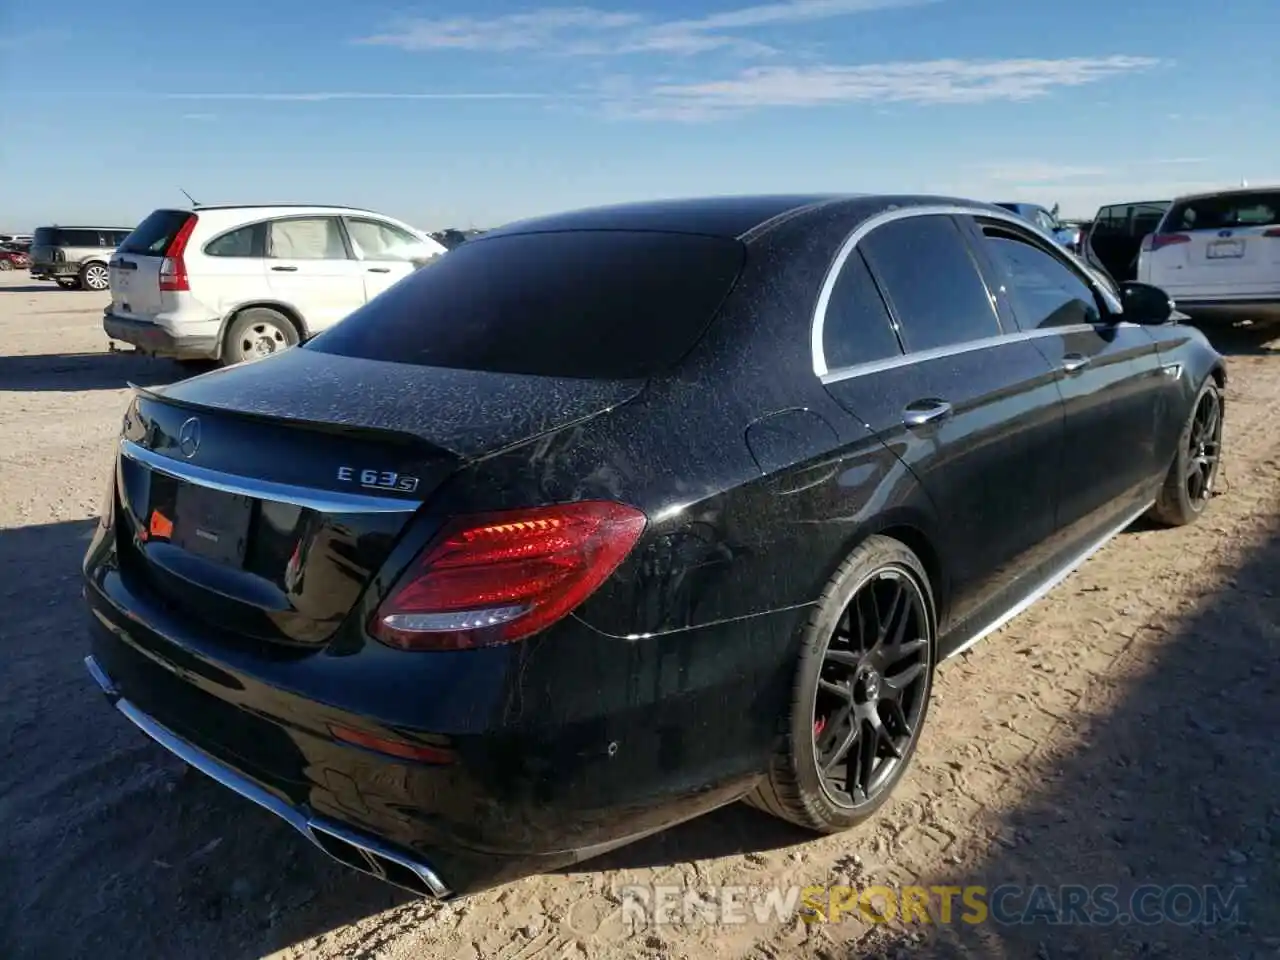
29,225,133,290
1079,200,1170,284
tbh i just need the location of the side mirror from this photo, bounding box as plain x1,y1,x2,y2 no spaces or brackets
1119,281,1174,325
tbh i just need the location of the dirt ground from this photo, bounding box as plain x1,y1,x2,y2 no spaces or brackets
1,269,1277,960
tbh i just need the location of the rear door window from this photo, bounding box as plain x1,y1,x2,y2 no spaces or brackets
981,227,1101,329
859,215,1002,352
267,218,349,260
305,229,746,379
119,210,192,255
821,250,903,370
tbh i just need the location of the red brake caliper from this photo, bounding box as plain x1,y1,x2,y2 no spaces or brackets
813,717,827,738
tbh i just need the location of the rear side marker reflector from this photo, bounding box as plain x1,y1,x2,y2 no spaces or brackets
370,500,647,652
329,725,456,764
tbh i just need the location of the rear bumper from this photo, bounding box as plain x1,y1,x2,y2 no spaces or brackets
103,310,219,359
84,654,452,898
82,526,804,896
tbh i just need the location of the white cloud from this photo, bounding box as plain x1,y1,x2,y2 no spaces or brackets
356,0,934,57
628,56,1164,118
164,92,560,101
973,162,1112,183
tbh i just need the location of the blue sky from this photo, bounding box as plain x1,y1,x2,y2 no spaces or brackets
1,0,1276,231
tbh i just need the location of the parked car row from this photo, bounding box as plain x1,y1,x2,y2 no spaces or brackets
1004,185,1280,324
0,240,31,271
83,192,1226,902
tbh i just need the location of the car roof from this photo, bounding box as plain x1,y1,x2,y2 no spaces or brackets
1167,184,1280,203
483,195,849,240
37,225,133,230
189,203,377,213
477,193,1018,242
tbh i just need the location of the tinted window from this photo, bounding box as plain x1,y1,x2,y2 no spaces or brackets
822,250,902,370
1162,191,1280,232
267,218,348,260
119,210,191,255
984,233,1100,329
48,229,103,247
860,215,1000,352
205,225,260,258
1090,202,1170,239
306,230,745,379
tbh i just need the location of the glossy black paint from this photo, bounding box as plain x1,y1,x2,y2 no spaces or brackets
82,193,1226,898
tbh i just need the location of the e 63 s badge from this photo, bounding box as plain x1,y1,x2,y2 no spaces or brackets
337,467,420,493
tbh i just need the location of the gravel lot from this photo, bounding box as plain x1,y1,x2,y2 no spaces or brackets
1,270,1278,959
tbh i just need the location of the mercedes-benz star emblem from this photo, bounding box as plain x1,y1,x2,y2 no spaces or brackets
178,417,202,459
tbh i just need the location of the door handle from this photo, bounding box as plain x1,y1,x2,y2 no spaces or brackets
1062,353,1090,374
271,265,298,272
903,398,953,427
367,267,391,274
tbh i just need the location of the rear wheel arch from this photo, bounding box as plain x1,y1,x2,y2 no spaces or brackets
218,302,308,358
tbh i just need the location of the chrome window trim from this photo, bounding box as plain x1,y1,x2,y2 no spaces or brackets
822,323,1112,385
119,439,422,514
811,203,1125,377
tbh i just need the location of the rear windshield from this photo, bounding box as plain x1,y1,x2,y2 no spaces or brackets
1161,191,1280,233
118,209,192,255
305,230,746,379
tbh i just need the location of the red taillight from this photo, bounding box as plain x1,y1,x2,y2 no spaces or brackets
370,500,647,652
158,214,198,292
1142,233,1190,252
1264,228,1280,238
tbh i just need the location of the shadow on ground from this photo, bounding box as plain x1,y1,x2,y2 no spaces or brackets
0,284,71,294
871,520,1280,959
1197,317,1280,357
0,352,190,392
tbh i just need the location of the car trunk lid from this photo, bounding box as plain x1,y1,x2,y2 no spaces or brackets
112,348,644,646
109,209,195,320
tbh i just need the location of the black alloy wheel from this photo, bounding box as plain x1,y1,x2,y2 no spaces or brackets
812,568,930,807
748,535,935,832
1151,378,1224,527
1184,386,1222,509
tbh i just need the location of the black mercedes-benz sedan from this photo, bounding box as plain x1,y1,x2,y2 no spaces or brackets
83,194,1226,900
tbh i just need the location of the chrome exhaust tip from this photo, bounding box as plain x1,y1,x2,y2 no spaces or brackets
84,655,454,901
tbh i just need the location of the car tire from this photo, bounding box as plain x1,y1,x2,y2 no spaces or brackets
79,262,110,291
222,308,299,365
56,278,80,290
746,535,936,833
1148,377,1223,527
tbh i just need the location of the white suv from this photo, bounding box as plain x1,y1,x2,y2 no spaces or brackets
1137,186,1280,322
104,204,447,364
